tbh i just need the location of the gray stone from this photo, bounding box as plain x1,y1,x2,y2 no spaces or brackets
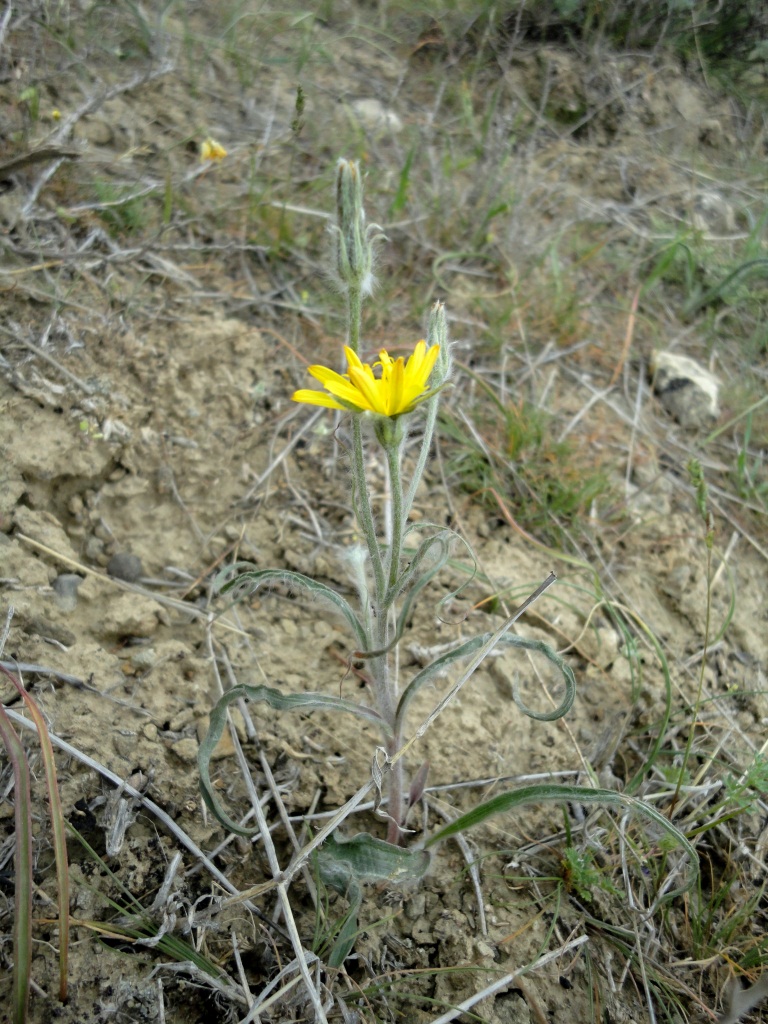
52,573,84,612
650,351,720,428
107,552,144,583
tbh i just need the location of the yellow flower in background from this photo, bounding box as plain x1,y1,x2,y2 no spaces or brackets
293,341,440,418
200,137,227,162
51,109,61,121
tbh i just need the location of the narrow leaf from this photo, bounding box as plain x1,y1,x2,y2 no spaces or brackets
315,832,431,967
397,632,576,729
425,783,698,901
199,685,386,837
1,664,69,1001
216,566,369,652
316,831,431,891
0,706,33,1024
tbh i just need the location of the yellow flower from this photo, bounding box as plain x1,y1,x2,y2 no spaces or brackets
293,341,440,418
51,109,61,121
200,138,227,162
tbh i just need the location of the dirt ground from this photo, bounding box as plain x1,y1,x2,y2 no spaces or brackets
1,4,767,1023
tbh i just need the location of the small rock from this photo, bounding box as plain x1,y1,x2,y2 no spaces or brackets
691,189,738,234
411,916,434,944
84,535,105,564
577,624,621,669
112,733,137,759
52,573,84,612
0,475,26,528
130,648,157,671
19,613,76,647
82,117,113,146
107,552,144,583
170,737,199,764
99,593,164,638
405,893,426,921
650,351,720,428
349,98,403,134
13,507,80,565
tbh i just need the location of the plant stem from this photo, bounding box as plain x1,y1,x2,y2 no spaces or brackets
385,438,405,597
352,418,385,602
403,394,438,519
346,281,385,602
347,283,362,355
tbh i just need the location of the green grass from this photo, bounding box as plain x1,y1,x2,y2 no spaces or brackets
440,395,612,549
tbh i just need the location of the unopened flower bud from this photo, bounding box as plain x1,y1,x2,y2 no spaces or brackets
427,300,452,384
333,159,379,296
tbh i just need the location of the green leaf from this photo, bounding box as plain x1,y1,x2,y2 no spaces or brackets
425,783,698,901
397,632,576,729
507,636,577,721
216,566,369,653
316,831,431,890
315,832,431,967
199,685,387,837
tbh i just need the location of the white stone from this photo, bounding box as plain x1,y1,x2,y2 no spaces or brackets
349,98,403,134
650,350,720,428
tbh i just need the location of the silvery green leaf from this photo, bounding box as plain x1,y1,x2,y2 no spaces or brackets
199,685,386,837
215,565,369,653
396,633,576,729
425,783,698,901
314,832,430,967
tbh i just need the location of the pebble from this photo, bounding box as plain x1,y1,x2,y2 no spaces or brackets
650,350,720,429
350,98,403,134
98,593,164,638
130,648,157,671
52,573,84,612
171,737,199,764
107,552,144,583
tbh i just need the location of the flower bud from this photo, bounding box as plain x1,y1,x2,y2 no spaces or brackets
374,412,405,450
333,159,377,295
427,300,452,384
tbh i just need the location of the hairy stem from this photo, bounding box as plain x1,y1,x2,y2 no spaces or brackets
403,393,438,519
385,439,406,597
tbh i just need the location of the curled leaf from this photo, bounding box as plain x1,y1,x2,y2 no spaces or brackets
216,565,369,653
199,684,387,837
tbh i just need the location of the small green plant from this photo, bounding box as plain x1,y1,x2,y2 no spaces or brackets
93,180,149,236
441,395,608,545
198,160,697,968
561,846,618,903
18,85,40,122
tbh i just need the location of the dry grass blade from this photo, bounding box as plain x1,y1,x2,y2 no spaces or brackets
1,706,256,919
0,705,33,1024
0,663,70,1003
429,934,589,1024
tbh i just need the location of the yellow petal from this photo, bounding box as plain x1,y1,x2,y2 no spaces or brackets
348,365,386,414
291,389,345,409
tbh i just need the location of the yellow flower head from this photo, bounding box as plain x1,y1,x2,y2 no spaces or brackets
200,137,227,162
293,341,440,418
